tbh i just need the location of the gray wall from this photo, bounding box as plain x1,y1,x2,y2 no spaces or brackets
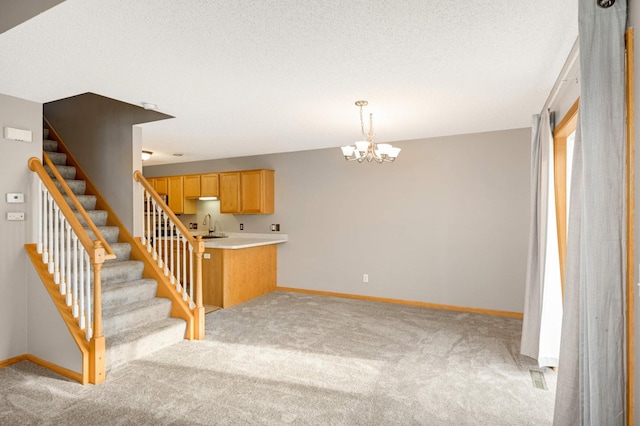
145,128,531,313
0,93,42,360
44,93,171,234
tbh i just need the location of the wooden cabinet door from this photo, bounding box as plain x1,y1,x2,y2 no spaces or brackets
201,173,219,197
167,176,184,213
219,172,241,213
154,177,169,195
241,170,274,214
184,174,201,198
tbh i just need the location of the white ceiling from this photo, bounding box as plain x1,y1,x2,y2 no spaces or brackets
0,0,577,166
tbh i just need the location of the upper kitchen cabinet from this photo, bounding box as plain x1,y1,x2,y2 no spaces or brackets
152,177,168,195
219,169,274,214
183,174,201,199
219,172,241,213
200,173,219,198
168,176,196,214
241,169,274,214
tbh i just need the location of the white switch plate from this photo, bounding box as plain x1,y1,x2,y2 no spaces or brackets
3,127,32,143
7,212,25,221
6,193,24,203
203,253,211,259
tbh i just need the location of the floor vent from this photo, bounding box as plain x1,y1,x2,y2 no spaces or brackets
530,370,547,390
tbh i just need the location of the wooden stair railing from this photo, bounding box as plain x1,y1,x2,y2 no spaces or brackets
42,152,116,261
133,171,205,339
28,157,106,384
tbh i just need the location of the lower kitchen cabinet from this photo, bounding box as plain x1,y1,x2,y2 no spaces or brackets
202,244,277,308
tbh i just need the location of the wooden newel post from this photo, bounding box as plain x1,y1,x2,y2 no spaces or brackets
90,240,106,384
194,236,205,340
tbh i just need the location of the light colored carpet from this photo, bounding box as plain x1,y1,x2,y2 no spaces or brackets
0,291,555,425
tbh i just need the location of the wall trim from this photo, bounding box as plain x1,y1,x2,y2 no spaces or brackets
276,287,524,318
0,354,83,383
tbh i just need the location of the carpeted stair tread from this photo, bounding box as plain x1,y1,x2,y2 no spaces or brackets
102,297,173,337
64,194,97,211
85,225,119,244
106,242,132,261
100,260,144,284
102,278,158,309
74,209,108,227
55,179,86,195
45,164,76,180
46,151,67,166
43,139,58,152
105,317,187,371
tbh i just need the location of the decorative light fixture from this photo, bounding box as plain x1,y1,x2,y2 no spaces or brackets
141,150,153,161
341,100,400,163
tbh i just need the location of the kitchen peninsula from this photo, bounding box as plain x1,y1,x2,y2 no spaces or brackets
201,233,287,308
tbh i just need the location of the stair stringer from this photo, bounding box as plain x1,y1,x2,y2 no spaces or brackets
44,118,197,340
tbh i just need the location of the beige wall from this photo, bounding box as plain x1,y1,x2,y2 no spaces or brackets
145,128,531,313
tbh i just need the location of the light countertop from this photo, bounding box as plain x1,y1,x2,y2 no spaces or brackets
199,233,288,250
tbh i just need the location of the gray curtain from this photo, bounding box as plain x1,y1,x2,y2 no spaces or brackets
521,110,563,367
553,0,627,424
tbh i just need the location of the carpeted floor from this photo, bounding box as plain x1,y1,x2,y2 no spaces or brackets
0,291,556,425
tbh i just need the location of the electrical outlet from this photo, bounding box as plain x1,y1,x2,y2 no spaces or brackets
193,223,197,230
363,274,369,283
271,224,276,231
240,223,244,230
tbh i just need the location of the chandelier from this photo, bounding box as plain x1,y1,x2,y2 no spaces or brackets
341,100,400,163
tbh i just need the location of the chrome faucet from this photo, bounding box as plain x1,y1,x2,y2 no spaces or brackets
203,214,214,235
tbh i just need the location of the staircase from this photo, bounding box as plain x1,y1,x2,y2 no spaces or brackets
42,137,187,371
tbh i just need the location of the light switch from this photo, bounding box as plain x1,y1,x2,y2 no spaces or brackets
203,253,211,259
7,212,25,221
6,193,24,203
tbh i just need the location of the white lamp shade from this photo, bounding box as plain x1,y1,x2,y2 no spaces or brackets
387,147,401,158
376,143,391,155
341,146,355,156
355,141,370,152
141,150,153,161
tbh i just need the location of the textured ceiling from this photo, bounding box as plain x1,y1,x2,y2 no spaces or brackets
0,0,577,165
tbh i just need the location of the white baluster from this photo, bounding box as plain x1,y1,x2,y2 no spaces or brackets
64,222,71,298
152,202,159,261
37,181,43,254
72,234,78,316
186,244,193,302
85,249,93,341
170,223,175,284
78,245,85,329
43,190,49,265
162,213,170,277
47,193,54,273
141,189,147,246
182,237,187,294
53,204,60,284
60,218,67,295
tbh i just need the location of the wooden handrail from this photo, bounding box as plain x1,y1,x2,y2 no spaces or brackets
42,152,116,260
133,170,200,249
29,157,101,260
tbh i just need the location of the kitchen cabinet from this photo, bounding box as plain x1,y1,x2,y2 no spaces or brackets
200,173,219,198
183,174,201,199
168,176,196,214
219,172,241,213
219,169,274,214
152,177,168,195
202,244,277,308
